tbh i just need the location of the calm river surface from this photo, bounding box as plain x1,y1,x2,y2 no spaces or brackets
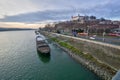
0,30,101,80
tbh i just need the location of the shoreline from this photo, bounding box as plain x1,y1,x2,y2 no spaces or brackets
53,42,111,80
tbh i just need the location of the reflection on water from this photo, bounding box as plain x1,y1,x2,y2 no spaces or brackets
46,39,52,44
37,51,51,63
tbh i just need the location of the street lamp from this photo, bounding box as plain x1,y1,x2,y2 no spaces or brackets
102,30,106,42
87,25,89,38
118,24,120,40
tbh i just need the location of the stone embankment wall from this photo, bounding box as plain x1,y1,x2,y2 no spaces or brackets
41,31,120,80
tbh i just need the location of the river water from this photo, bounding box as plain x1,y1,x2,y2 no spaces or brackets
0,30,101,80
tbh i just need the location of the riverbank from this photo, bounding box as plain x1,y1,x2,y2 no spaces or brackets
0,27,34,32
40,31,119,80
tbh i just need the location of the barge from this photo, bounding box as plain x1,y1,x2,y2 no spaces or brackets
36,36,50,55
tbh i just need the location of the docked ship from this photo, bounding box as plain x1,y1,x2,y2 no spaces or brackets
35,30,40,35
36,36,50,55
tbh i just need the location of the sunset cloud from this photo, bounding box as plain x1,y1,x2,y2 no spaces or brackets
0,22,45,28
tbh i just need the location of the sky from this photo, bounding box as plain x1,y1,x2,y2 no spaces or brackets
0,0,120,28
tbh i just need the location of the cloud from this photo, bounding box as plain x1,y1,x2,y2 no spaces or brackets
0,22,45,28
0,0,41,18
0,0,111,17
0,10,75,23
67,0,120,20
0,0,120,23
